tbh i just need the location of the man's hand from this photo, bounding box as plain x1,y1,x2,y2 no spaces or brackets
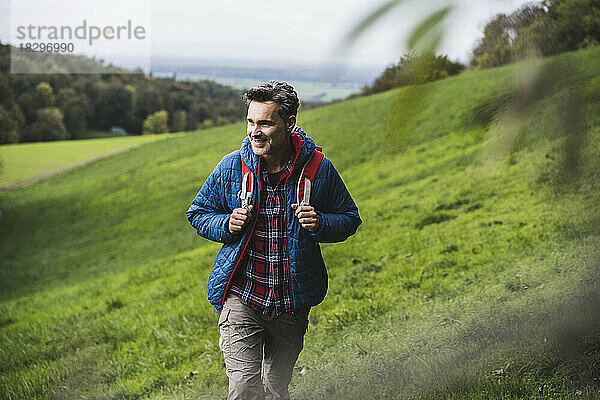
229,206,253,233
292,203,320,233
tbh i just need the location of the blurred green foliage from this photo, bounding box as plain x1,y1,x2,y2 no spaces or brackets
360,51,465,95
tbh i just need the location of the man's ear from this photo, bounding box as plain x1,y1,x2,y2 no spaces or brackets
287,115,297,131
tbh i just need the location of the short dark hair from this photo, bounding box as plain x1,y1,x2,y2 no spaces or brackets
242,81,299,123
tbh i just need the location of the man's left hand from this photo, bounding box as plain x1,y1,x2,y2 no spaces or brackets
291,203,320,233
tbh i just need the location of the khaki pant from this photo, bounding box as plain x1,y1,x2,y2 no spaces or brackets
218,294,310,400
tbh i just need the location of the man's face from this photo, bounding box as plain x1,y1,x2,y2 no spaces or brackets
246,101,294,157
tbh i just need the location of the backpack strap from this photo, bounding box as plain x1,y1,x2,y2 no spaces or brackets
238,157,254,210
297,146,325,206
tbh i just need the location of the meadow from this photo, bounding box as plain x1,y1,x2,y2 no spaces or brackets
0,47,599,399
0,134,176,189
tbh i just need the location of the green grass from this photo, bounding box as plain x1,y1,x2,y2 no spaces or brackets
0,134,177,188
1,47,599,400
78,129,126,139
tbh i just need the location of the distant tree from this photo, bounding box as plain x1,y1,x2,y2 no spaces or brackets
33,82,55,108
199,119,215,130
470,14,515,69
400,51,465,84
48,75,73,93
136,85,164,125
166,85,194,113
121,84,139,133
470,4,548,69
10,103,26,141
546,0,600,52
511,8,558,58
93,79,136,131
364,51,465,95
0,75,13,110
170,110,187,132
0,105,19,144
16,92,36,124
471,0,600,69
216,116,230,126
55,88,89,138
188,102,212,130
27,107,68,141
143,110,168,134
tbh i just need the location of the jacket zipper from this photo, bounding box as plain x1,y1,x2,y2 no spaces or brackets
284,138,302,318
220,157,262,310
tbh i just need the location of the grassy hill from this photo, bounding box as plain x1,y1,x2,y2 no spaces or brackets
1,47,599,400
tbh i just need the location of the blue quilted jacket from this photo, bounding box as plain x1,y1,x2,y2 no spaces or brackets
186,126,362,312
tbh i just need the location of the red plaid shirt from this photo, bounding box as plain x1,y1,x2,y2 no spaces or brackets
229,157,294,316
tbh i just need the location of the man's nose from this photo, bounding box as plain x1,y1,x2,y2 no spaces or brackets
249,125,261,136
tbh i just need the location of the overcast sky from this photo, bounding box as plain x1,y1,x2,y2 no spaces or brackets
149,0,533,67
1,0,534,71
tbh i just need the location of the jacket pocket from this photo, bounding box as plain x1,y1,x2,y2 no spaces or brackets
218,307,231,327
218,308,231,358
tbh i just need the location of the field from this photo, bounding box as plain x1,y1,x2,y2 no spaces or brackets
1,47,599,400
0,134,176,189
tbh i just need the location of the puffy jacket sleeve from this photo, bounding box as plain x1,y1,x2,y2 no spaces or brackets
186,159,238,244
310,159,362,243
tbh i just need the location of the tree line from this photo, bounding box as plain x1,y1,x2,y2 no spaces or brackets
358,52,465,96
0,43,246,144
470,0,599,69
360,0,599,96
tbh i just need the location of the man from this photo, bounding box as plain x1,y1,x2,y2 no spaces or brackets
186,81,361,400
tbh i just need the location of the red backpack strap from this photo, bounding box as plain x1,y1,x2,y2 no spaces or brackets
303,146,324,181
239,157,254,209
297,146,325,205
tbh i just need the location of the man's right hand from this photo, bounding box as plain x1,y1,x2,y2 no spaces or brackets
228,206,253,233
